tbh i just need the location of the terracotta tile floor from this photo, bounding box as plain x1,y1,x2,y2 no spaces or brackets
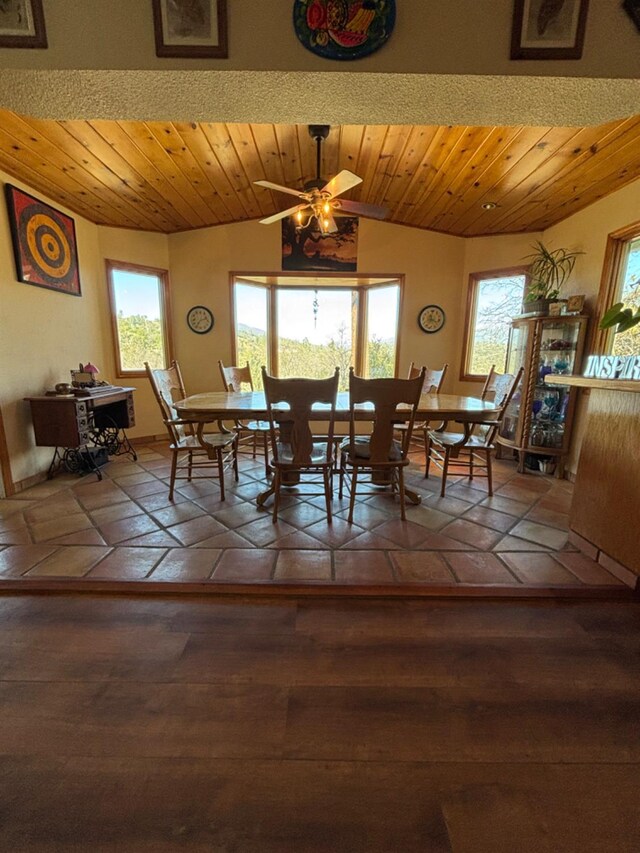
0,440,628,595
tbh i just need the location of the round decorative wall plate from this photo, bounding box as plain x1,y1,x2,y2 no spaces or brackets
293,0,396,61
187,305,214,334
418,305,445,334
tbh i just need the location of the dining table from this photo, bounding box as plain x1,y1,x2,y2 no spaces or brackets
173,390,502,506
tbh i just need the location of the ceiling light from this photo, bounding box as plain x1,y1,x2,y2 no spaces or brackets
482,201,498,210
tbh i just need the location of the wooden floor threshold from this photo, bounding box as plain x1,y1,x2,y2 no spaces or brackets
0,578,635,600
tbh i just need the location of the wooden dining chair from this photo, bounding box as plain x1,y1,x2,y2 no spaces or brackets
426,366,524,497
261,367,340,523
339,366,426,523
145,361,237,501
218,360,270,479
396,362,448,453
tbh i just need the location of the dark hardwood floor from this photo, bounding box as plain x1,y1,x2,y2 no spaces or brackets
0,593,638,851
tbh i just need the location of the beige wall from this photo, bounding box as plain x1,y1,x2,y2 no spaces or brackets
168,218,465,399
3,164,640,488
0,0,637,78
0,169,106,485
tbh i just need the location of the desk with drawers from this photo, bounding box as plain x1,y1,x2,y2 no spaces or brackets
25,387,136,479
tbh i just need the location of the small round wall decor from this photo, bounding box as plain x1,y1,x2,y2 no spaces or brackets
293,0,396,61
418,305,445,334
187,305,214,334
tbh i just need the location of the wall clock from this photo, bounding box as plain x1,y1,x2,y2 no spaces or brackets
187,305,214,334
418,305,445,334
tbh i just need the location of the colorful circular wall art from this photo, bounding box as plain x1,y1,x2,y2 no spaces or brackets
293,0,396,61
5,184,81,296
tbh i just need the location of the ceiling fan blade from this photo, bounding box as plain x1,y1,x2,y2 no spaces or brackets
254,180,307,199
335,199,388,220
259,203,308,225
321,170,363,199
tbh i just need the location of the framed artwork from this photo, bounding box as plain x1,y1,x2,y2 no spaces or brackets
282,216,358,271
566,294,585,313
0,0,47,48
510,0,589,60
151,0,227,58
5,184,81,296
623,0,640,32
293,0,395,61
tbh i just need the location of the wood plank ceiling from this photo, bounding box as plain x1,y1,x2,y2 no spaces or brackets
1,109,639,237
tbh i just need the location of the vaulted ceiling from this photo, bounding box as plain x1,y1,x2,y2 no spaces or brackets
1,109,639,237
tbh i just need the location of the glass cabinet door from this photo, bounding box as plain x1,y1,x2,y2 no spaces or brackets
499,322,528,442
530,319,581,450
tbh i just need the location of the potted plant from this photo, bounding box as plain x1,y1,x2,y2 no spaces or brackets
522,241,583,316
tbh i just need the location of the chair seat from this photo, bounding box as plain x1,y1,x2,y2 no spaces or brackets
237,420,270,432
340,436,403,462
395,420,429,432
171,433,235,452
428,430,493,449
274,441,331,465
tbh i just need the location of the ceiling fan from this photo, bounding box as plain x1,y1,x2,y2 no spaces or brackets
254,125,388,234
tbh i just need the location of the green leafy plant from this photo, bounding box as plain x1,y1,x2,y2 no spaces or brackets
523,241,583,302
599,301,640,334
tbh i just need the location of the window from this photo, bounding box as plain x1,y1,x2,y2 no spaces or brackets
364,285,400,378
611,236,640,357
594,223,640,356
106,260,173,377
232,275,401,389
234,282,268,390
461,269,527,380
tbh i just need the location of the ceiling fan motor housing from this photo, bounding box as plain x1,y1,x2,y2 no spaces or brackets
308,124,331,142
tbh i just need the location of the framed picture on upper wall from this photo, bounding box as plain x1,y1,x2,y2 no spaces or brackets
5,184,81,297
0,0,47,48
510,0,589,60
151,0,227,58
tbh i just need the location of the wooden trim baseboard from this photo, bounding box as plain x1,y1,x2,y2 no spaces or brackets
0,404,14,497
0,578,634,600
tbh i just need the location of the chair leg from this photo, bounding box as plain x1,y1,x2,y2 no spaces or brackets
398,465,406,521
323,467,332,523
469,447,474,482
217,449,226,501
339,455,344,500
425,433,432,479
253,431,257,459
272,469,281,523
187,450,193,482
169,451,178,501
347,466,358,524
233,438,239,482
440,446,451,497
263,432,270,480
486,449,494,496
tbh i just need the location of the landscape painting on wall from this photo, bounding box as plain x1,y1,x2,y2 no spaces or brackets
282,216,358,271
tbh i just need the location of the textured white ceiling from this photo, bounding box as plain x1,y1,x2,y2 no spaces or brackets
0,70,638,127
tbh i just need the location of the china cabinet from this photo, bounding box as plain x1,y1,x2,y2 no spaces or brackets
496,315,588,476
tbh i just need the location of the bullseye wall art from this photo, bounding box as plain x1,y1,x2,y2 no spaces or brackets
5,185,81,297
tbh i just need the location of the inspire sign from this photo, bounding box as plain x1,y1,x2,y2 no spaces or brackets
583,354,640,381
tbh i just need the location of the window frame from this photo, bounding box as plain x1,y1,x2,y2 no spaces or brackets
460,266,529,382
592,220,640,356
230,272,404,380
106,259,174,379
